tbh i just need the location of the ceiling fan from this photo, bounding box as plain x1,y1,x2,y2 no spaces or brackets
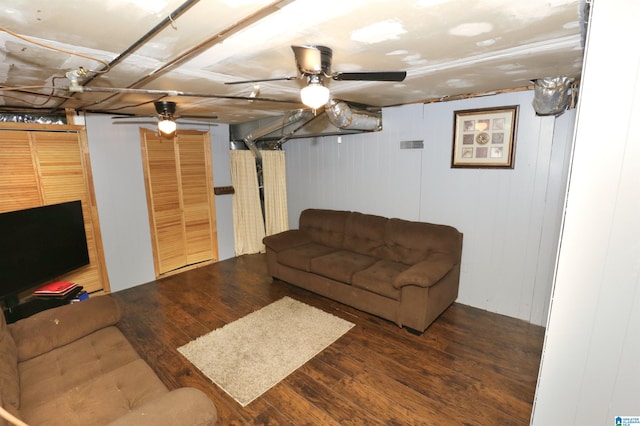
111,101,217,136
154,101,178,136
226,45,407,109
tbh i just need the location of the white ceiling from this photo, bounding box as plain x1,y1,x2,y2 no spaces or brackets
0,0,586,124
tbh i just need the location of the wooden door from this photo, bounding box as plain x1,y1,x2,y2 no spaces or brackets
0,130,42,211
141,129,218,276
177,133,218,265
141,130,187,274
0,126,109,294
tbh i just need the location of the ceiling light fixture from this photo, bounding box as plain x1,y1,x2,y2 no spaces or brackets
300,75,330,109
154,101,177,136
157,118,177,136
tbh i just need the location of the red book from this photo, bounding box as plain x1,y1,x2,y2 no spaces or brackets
34,281,78,296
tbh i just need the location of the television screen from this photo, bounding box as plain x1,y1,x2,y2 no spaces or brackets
0,200,90,306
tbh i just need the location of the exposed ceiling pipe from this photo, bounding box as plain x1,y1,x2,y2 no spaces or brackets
57,0,201,110
74,0,293,112
324,98,382,131
76,86,298,104
242,109,310,158
271,99,382,149
122,0,294,90
273,112,327,149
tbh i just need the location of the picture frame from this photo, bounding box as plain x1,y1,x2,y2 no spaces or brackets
451,105,518,168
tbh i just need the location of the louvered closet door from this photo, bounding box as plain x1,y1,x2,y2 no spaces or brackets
141,129,218,276
31,131,106,292
177,133,218,265
0,131,42,212
0,128,109,294
141,130,187,274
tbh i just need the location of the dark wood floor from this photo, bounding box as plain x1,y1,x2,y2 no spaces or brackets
111,254,545,425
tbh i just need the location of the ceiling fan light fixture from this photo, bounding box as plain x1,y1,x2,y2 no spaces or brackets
300,78,330,109
158,118,177,136
154,101,177,116
154,101,177,136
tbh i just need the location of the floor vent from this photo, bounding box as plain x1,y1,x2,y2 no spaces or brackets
400,140,424,149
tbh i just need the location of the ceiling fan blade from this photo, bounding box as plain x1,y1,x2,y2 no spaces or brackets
332,71,407,82
176,120,219,126
111,120,158,125
177,114,218,120
292,45,332,75
111,115,154,119
225,76,297,85
111,118,218,126
110,109,218,124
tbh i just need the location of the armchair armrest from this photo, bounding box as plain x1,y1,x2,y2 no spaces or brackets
393,253,458,289
106,388,217,426
263,229,311,252
9,295,121,362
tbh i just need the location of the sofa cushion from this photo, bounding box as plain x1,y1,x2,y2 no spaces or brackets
18,326,142,408
343,212,386,256
0,392,21,426
380,219,461,265
278,243,338,271
0,328,19,412
9,295,121,362
263,229,311,253
311,250,378,283
352,260,409,300
106,388,218,426
5,297,218,426
19,358,168,426
299,209,349,248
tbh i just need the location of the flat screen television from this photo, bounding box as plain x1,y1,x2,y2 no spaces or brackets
0,200,90,307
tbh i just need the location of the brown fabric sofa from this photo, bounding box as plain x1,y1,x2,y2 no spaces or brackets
263,209,463,333
0,295,217,426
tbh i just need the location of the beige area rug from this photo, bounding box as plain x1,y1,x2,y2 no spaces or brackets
177,296,355,407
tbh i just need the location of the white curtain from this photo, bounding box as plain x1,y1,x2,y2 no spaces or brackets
230,150,265,255
262,150,290,236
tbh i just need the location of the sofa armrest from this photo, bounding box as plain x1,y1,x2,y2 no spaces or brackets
263,229,311,252
393,253,458,289
106,388,217,426
8,295,121,362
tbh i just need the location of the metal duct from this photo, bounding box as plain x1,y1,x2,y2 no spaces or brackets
242,109,310,157
0,112,66,125
324,98,382,131
532,76,577,116
230,101,382,149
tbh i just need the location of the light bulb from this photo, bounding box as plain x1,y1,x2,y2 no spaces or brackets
300,82,330,109
158,119,176,136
